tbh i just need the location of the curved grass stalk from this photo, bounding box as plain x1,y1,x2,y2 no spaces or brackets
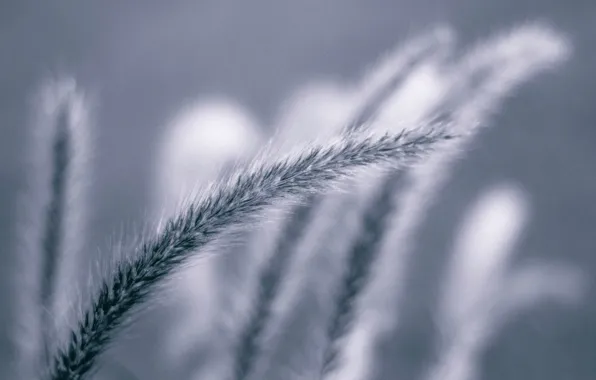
45,126,453,380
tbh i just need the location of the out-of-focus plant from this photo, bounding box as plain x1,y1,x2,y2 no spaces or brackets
6,21,586,380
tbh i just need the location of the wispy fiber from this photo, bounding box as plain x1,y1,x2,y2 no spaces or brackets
11,77,90,380
46,127,453,380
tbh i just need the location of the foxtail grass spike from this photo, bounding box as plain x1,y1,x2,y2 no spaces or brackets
46,126,453,380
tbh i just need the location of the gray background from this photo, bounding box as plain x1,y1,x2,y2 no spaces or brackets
1,1,595,379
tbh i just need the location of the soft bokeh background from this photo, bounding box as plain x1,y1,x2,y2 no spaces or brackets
1,1,595,379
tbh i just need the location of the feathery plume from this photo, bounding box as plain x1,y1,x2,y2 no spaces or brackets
46,126,453,380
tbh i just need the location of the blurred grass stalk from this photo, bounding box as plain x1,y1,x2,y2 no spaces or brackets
424,183,585,380
12,77,91,380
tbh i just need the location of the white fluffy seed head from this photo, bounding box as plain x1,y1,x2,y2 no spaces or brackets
439,183,529,335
